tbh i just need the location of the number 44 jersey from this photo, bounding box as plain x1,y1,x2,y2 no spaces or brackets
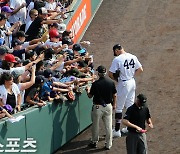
109,53,142,81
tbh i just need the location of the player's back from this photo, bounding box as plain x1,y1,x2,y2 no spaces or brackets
116,53,141,81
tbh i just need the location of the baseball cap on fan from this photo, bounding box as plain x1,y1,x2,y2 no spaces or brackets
4,54,17,63
0,45,8,55
1,6,13,13
38,7,48,15
58,23,66,33
72,44,87,56
0,45,13,54
49,28,61,38
96,65,106,74
44,69,53,78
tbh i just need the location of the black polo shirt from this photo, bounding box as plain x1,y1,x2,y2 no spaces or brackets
26,17,43,41
89,76,117,105
123,104,151,133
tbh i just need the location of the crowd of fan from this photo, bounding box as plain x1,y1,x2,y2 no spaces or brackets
0,0,95,120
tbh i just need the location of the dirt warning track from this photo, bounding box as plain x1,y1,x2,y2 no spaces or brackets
57,0,180,153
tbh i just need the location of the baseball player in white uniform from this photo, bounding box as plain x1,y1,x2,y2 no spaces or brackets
109,44,143,137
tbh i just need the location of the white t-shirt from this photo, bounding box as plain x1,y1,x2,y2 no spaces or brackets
9,0,27,24
21,42,29,49
44,39,62,48
109,53,142,81
45,2,57,11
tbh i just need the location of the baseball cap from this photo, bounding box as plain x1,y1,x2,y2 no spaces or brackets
96,65,106,73
3,104,13,113
73,44,82,51
1,6,13,13
49,28,60,38
44,69,53,78
58,23,66,33
38,7,48,14
4,54,17,63
35,75,45,84
113,44,122,51
0,13,7,21
11,39,23,47
16,31,28,38
0,46,8,55
73,44,86,56
137,94,147,106
11,71,20,80
50,22,58,28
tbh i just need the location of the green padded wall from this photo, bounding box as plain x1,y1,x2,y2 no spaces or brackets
78,91,93,132
0,116,26,154
25,104,54,154
52,98,80,151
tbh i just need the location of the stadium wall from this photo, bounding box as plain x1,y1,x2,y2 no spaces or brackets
0,91,92,154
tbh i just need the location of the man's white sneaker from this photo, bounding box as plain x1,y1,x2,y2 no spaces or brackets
113,129,121,138
121,127,128,134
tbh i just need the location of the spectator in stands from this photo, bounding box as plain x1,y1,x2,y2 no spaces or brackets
26,0,43,23
0,52,44,75
13,64,36,109
45,0,60,13
1,6,21,48
26,75,46,107
26,7,64,41
0,45,8,67
11,39,38,60
8,0,27,25
0,13,8,46
44,28,62,49
11,32,41,60
0,72,21,113
62,30,73,39
25,9,38,33
25,50,37,61
41,69,71,102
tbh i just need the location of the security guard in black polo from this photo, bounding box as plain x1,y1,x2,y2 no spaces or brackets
86,65,117,150
122,94,154,154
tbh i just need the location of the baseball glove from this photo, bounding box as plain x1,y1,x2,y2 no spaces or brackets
67,91,75,101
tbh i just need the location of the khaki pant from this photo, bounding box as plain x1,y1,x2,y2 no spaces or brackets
91,104,112,148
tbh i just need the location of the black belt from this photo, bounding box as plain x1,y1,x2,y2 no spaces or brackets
122,78,134,82
122,79,127,81
94,103,111,107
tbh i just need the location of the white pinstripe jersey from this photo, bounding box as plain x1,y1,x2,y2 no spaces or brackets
109,53,142,81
